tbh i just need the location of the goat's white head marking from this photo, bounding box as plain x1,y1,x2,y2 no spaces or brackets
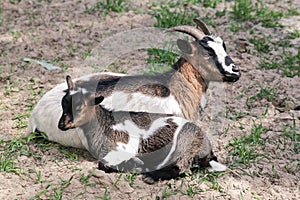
168,19,241,82
200,35,240,82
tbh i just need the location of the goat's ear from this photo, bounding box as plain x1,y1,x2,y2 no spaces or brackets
177,39,193,55
66,75,75,90
92,96,104,105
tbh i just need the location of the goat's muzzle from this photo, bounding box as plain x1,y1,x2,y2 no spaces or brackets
223,71,241,82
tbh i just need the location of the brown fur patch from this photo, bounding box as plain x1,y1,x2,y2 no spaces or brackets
169,58,208,121
94,75,171,98
110,130,129,145
138,118,178,154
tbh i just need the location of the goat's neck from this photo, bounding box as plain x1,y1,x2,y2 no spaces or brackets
81,107,114,158
174,58,208,91
168,58,208,121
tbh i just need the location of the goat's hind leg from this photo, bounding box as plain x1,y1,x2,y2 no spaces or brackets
142,165,181,184
175,123,213,174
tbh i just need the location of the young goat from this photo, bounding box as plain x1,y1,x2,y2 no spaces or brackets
27,19,240,148
58,75,219,183
26,72,126,148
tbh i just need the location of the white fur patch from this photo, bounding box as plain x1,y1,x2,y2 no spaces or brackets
99,72,127,77
201,94,206,110
156,116,188,170
101,91,183,116
74,72,126,82
103,117,183,166
207,36,239,76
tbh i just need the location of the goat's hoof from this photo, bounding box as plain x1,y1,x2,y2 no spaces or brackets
142,174,155,184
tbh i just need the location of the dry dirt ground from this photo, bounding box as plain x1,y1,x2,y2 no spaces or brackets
0,0,299,199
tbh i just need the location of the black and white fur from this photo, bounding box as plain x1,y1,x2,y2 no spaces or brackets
26,19,241,148
58,75,218,183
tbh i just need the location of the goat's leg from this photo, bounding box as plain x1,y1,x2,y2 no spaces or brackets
174,124,213,174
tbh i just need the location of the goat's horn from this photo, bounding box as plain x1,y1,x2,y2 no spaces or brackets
165,25,205,40
193,18,211,35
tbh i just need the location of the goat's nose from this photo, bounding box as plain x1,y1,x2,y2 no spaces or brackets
232,64,239,72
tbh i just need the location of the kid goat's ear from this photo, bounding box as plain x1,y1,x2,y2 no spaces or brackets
66,75,75,90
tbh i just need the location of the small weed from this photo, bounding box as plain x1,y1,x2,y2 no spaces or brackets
186,184,197,197
255,2,283,28
12,30,21,40
33,175,74,199
80,49,92,60
88,0,127,15
0,1,3,25
281,120,299,154
80,169,97,187
100,63,128,74
5,80,16,95
194,170,224,192
0,137,28,174
112,173,122,188
0,153,20,174
246,85,277,103
12,112,30,129
66,44,78,57
124,171,137,186
231,0,253,22
287,29,300,39
36,170,43,183
226,108,250,121
248,37,271,54
271,164,280,179
201,0,222,8
157,183,177,199
59,148,78,161
97,187,111,200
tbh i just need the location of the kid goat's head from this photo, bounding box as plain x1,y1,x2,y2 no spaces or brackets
168,18,241,82
58,75,104,131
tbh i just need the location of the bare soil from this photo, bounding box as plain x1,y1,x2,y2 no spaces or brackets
0,0,299,199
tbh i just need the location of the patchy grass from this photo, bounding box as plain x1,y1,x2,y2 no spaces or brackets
124,171,138,186
248,37,272,54
0,1,3,25
0,132,79,174
152,169,225,199
99,63,128,74
145,48,177,74
31,175,74,200
260,46,300,77
198,0,222,8
247,31,300,77
246,85,278,103
97,187,111,199
280,119,299,154
226,108,250,121
231,0,284,28
226,122,268,167
88,0,128,15
151,1,198,28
